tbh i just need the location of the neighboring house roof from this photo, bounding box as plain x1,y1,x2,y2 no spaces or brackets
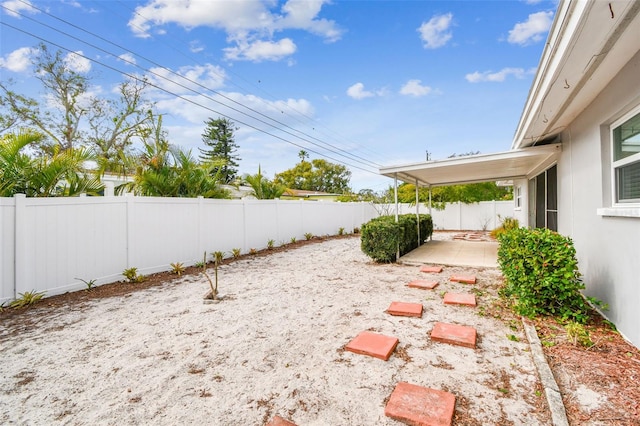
282,189,341,198
378,0,640,186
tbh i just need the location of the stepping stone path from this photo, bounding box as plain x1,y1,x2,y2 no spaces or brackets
386,301,423,317
385,382,456,426
266,415,297,426
450,275,477,284
407,279,439,290
430,321,477,349
420,265,443,273
345,331,399,361
443,292,477,307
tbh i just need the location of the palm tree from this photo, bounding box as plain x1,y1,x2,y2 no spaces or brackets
244,165,286,199
0,130,103,197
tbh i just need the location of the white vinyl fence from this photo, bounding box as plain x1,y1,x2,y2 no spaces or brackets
0,195,377,304
0,196,514,304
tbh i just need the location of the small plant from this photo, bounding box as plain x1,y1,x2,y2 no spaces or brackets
565,321,593,347
212,251,225,264
586,296,609,311
76,277,97,291
231,248,241,258
304,232,313,241
10,290,46,308
249,248,257,255
506,334,520,342
194,261,205,268
267,239,275,249
338,227,345,235
290,237,296,244
353,227,360,234
122,267,145,283
171,262,185,276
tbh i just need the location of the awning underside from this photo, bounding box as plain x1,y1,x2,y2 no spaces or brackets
379,144,561,187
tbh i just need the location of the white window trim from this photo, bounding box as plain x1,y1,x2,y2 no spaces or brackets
600,105,640,217
514,185,522,210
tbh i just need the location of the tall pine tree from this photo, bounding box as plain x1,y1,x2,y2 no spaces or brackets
199,117,240,184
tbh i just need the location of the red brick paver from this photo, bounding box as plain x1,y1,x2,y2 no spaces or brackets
443,293,477,307
420,265,443,273
387,301,423,317
430,322,477,349
266,415,297,426
407,280,439,290
385,381,456,426
345,331,399,361
449,275,476,284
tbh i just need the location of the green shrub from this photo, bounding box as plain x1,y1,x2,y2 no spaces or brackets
497,227,589,322
361,214,433,263
490,216,519,239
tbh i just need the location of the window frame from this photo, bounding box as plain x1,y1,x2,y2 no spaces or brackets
611,106,640,206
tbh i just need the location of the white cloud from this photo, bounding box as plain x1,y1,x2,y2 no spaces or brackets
127,0,341,62
145,64,227,96
418,13,453,49
399,79,432,97
189,40,205,53
1,0,39,17
346,82,374,100
0,47,35,72
64,51,92,73
224,38,296,62
465,67,534,83
508,11,553,45
117,53,137,65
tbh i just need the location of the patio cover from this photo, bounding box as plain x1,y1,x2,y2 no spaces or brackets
379,143,561,187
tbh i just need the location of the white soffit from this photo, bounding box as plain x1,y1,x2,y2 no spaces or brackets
379,144,561,187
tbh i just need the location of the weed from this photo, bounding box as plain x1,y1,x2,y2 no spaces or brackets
304,232,313,241
76,277,97,291
290,236,297,244
10,290,46,308
212,251,225,264
194,261,205,268
267,239,275,249
231,248,241,258
122,267,145,283
338,227,345,235
565,321,593,347
249,248,257,255
498,388,509,394
353,227,360,234
506,334,520,342
541,339,555,347
587,296,609,311
535,390,542,397
170,262,185,276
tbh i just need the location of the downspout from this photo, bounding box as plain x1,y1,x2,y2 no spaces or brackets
394,173,399,261
415,179,420,247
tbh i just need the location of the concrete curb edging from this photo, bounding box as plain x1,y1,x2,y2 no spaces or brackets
522,318,569,426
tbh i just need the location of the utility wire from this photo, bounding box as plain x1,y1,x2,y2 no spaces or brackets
0,20,380,175
11,0,383,170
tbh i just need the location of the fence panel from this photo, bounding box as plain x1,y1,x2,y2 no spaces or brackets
0,198,15,305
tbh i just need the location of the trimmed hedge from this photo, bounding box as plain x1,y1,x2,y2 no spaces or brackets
360,214,433,263
497,227,589,323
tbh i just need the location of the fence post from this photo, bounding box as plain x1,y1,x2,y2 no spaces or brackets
125,193,135,268
14,194,27,299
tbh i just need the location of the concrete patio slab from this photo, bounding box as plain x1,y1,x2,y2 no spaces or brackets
443,293,477,307
345,331,399,361
399,240,498,268
407,280,439,290
385,381,456,426
386,301,423,317
431,322,477,349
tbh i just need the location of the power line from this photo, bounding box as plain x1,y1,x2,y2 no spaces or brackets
8,0,383,170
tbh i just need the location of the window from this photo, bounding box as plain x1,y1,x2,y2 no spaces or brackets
515,185,522,209
612,109,640,203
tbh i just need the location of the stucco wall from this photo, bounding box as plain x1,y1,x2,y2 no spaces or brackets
557,49,640,347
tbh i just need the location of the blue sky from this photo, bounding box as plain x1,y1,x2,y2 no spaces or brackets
0,0,557,192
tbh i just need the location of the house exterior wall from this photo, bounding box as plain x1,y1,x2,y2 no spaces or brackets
556,49,640,346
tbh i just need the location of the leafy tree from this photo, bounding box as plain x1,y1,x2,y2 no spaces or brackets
298,150,309,162
243,165,286,199
199,117,240,184
337,188,391,202
388,182,512,207
274,158,351,194
0,130,103,197
0,44,154,163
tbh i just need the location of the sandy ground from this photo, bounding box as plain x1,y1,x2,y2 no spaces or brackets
0,235,550,425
